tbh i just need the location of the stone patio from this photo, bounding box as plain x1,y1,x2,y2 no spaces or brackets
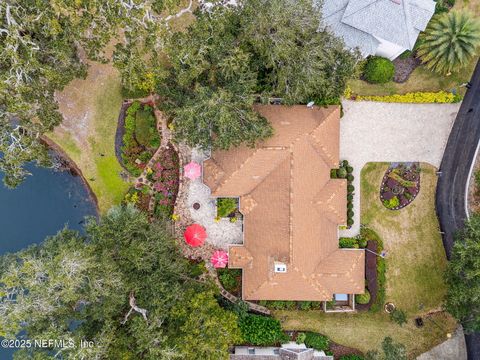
186,148,243,250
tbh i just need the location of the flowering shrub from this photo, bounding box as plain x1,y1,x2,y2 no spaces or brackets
354,91,462,103
149,148,179,219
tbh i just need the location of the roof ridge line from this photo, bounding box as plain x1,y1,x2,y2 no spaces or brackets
213,147,286,195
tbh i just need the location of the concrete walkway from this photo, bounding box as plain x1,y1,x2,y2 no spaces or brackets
417,326,467,360
340,100,460,237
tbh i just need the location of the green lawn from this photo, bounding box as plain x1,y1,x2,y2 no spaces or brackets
276,162,457,358
135,107,158,148
49,61,130,213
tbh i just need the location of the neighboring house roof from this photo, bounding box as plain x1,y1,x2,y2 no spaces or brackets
322,0,436,57
203,105,365,301
230,342,333,359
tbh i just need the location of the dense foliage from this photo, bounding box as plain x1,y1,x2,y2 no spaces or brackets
0,206,240,359
217,198,239,218
366,337,407,360
355,289,371,305
363,56,395,84
355,91,462,103
121,101,160,176
156,0,358,150
304,332,330,351
445,215,480,333
418,11,480,74
238,314,288,345
0,0,176,188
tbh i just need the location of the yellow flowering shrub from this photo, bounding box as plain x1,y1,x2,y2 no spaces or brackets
354,91,462,104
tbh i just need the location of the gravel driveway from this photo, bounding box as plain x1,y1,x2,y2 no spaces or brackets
340,100,460,237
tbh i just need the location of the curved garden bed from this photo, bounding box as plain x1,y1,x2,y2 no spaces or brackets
380,163,420,210
117,100,160,176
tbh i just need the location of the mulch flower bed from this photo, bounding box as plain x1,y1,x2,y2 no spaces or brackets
356,240,378,312
393,56,421,83
146,145,179,219
380,163,420,210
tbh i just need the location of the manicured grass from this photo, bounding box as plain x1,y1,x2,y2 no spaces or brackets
135,108,158,148
49,61,130,213
275,162,456,357
276,310,456,357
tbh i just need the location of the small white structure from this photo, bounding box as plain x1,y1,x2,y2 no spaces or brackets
321,0,436,60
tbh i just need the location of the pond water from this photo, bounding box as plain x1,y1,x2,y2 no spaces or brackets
0,160,98,358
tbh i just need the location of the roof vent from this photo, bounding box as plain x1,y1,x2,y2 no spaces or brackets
274,262,287,273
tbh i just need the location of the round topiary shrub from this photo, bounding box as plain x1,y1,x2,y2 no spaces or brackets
347,194,353,201
347,209,354,218
347,218,354,226
347,184,355,193
342,160,349,167
337,167,347,179
347,174,354,182
346,166,354,174
347,202,353,209
363,56,395,84
355,289,371,304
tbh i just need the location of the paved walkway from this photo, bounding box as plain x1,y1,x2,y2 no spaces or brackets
417,326,467,360
340,100,460,237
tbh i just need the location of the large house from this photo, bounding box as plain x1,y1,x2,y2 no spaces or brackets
203,105,365,303
322,0,436,60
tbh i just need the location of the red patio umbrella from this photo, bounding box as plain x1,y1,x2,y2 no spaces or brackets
211,250,229,268
184,161,202,180
184,224,207,247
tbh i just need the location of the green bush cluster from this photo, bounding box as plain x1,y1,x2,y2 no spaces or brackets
304,332,329,351
121,101,160,176
361,227,386,313
355,288,371,305
390,308,408,326
218,268,242,293
339,236,367,249
363,56,395,84
383,196,400,209
238,314,289,345
435,0,456,14
356,91,462,103
296,332,306,345
217,198,238,218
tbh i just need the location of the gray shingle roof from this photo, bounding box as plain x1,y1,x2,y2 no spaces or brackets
322,0,436,57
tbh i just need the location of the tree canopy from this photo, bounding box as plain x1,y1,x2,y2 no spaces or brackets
155,0,358,150
445,215,480,333
0,0,180,187
0,206,240,359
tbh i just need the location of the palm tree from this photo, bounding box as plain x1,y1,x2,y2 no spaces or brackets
417,11,480,75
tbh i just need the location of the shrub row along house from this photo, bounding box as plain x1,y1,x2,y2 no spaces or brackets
322,0,436,60
203,105,365,307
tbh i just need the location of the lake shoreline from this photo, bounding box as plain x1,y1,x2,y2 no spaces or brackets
41,136,100,215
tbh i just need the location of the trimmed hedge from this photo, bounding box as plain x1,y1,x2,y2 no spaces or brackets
355,289,371,304
356,91,462,103
363,56,395,84
239,314,288,345
340,356,365,360
304,332,329,351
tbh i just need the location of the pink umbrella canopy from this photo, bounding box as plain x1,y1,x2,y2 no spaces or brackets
184,224,207,247
211,250,229,268
184,161,202,180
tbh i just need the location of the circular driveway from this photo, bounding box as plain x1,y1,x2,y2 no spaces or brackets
340,100,460,237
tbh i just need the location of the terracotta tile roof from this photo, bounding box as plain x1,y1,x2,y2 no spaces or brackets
203,105,365,301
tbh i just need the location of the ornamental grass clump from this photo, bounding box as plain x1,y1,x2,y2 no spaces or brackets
418,11,480,74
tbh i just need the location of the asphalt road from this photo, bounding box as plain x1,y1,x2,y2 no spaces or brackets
436,60,480,360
